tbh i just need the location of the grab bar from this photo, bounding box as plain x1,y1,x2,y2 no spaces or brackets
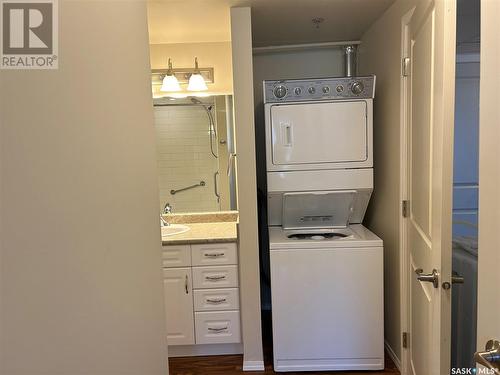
214,171,220,203
170,181,205,195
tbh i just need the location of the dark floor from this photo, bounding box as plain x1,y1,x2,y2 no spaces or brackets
169,353,399,375
169,312,400,375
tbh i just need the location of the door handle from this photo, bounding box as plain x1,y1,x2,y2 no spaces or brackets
474,339,500,374
415,268,439,288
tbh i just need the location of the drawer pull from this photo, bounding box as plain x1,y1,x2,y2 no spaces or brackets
204,253,225,258
205,275,226,281
208,326,228,333
206,298,227,304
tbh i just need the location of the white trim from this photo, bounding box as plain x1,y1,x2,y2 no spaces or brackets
399,7,416,375
252,40,361,54
243,360,265,371
168,343,243,357
385,340,402,371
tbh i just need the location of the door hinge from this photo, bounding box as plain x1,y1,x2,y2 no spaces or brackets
402,200,410,218
403,332,409,348
402,57,411,77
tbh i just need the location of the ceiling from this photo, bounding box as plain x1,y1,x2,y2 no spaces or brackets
147,0,396,47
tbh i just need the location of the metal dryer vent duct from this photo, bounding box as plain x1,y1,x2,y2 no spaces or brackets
343,45,357,77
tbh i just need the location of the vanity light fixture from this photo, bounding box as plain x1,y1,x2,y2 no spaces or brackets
160,58,181,92
187,57,208,91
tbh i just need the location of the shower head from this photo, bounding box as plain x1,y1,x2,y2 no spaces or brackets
190,97,212,111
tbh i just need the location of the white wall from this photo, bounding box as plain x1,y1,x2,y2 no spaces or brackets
0,1,168,374
477,0,500,354
230,7,264,369
358,0,417,364
155,104,220,213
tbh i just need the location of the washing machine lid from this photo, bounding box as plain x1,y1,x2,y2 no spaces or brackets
282,190,355,230
269,224,383,249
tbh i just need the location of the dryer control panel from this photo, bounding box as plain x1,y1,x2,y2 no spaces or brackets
263,75,375,103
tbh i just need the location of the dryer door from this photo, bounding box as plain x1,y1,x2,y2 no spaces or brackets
267,100,371,171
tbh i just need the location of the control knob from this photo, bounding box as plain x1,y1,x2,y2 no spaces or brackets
273,85,287,99
351,81,364,95
308,86,316,94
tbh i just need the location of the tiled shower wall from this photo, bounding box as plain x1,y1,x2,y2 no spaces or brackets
154,104,220,213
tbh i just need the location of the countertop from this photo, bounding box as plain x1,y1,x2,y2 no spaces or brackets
161,221,238,245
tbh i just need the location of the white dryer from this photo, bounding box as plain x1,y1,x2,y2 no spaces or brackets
264,76,375,172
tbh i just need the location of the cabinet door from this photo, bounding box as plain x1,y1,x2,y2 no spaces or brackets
163,268,194,345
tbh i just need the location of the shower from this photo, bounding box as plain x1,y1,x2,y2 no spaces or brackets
190,97,218,158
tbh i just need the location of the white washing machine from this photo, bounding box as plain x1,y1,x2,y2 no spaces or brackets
264,76,384,372
269,225,384,372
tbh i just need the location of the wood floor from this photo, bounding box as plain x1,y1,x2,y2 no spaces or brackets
169,352,400,375
169,312,399,375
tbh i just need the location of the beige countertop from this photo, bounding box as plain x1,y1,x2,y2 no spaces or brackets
161,221,238,245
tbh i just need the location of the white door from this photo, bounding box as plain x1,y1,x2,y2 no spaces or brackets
404,1,456,374
163,268,195,345
267,101,371,170
475,1,500,373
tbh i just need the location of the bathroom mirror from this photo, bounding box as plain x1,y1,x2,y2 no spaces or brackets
154,95,237,213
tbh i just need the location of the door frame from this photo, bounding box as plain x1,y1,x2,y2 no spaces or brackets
476,0,500,368
399,7,415,375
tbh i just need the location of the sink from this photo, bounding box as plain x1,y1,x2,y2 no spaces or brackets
161,224,190,237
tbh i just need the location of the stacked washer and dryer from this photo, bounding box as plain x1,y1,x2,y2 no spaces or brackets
264,76,384,372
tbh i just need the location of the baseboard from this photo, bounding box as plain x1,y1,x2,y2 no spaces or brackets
168,343,243,357
243,360,265,371
385,340,402,371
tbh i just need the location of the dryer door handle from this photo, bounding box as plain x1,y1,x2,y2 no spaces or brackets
281,122,293,147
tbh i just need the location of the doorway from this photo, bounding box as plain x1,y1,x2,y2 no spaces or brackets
451,0,480,371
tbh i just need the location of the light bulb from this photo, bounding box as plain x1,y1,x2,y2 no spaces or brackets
187,73,208,91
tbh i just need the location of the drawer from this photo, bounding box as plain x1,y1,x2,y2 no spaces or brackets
191,243,237,266
192,265,239,289
194,311,241,344
194,288,240,312
162,245,191,268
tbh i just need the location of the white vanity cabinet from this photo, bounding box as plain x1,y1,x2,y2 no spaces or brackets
162,242,240,348
163,267,195,345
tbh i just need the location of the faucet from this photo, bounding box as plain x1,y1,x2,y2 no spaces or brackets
163,202,172,214
160,202,172,227
160,214,169,227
